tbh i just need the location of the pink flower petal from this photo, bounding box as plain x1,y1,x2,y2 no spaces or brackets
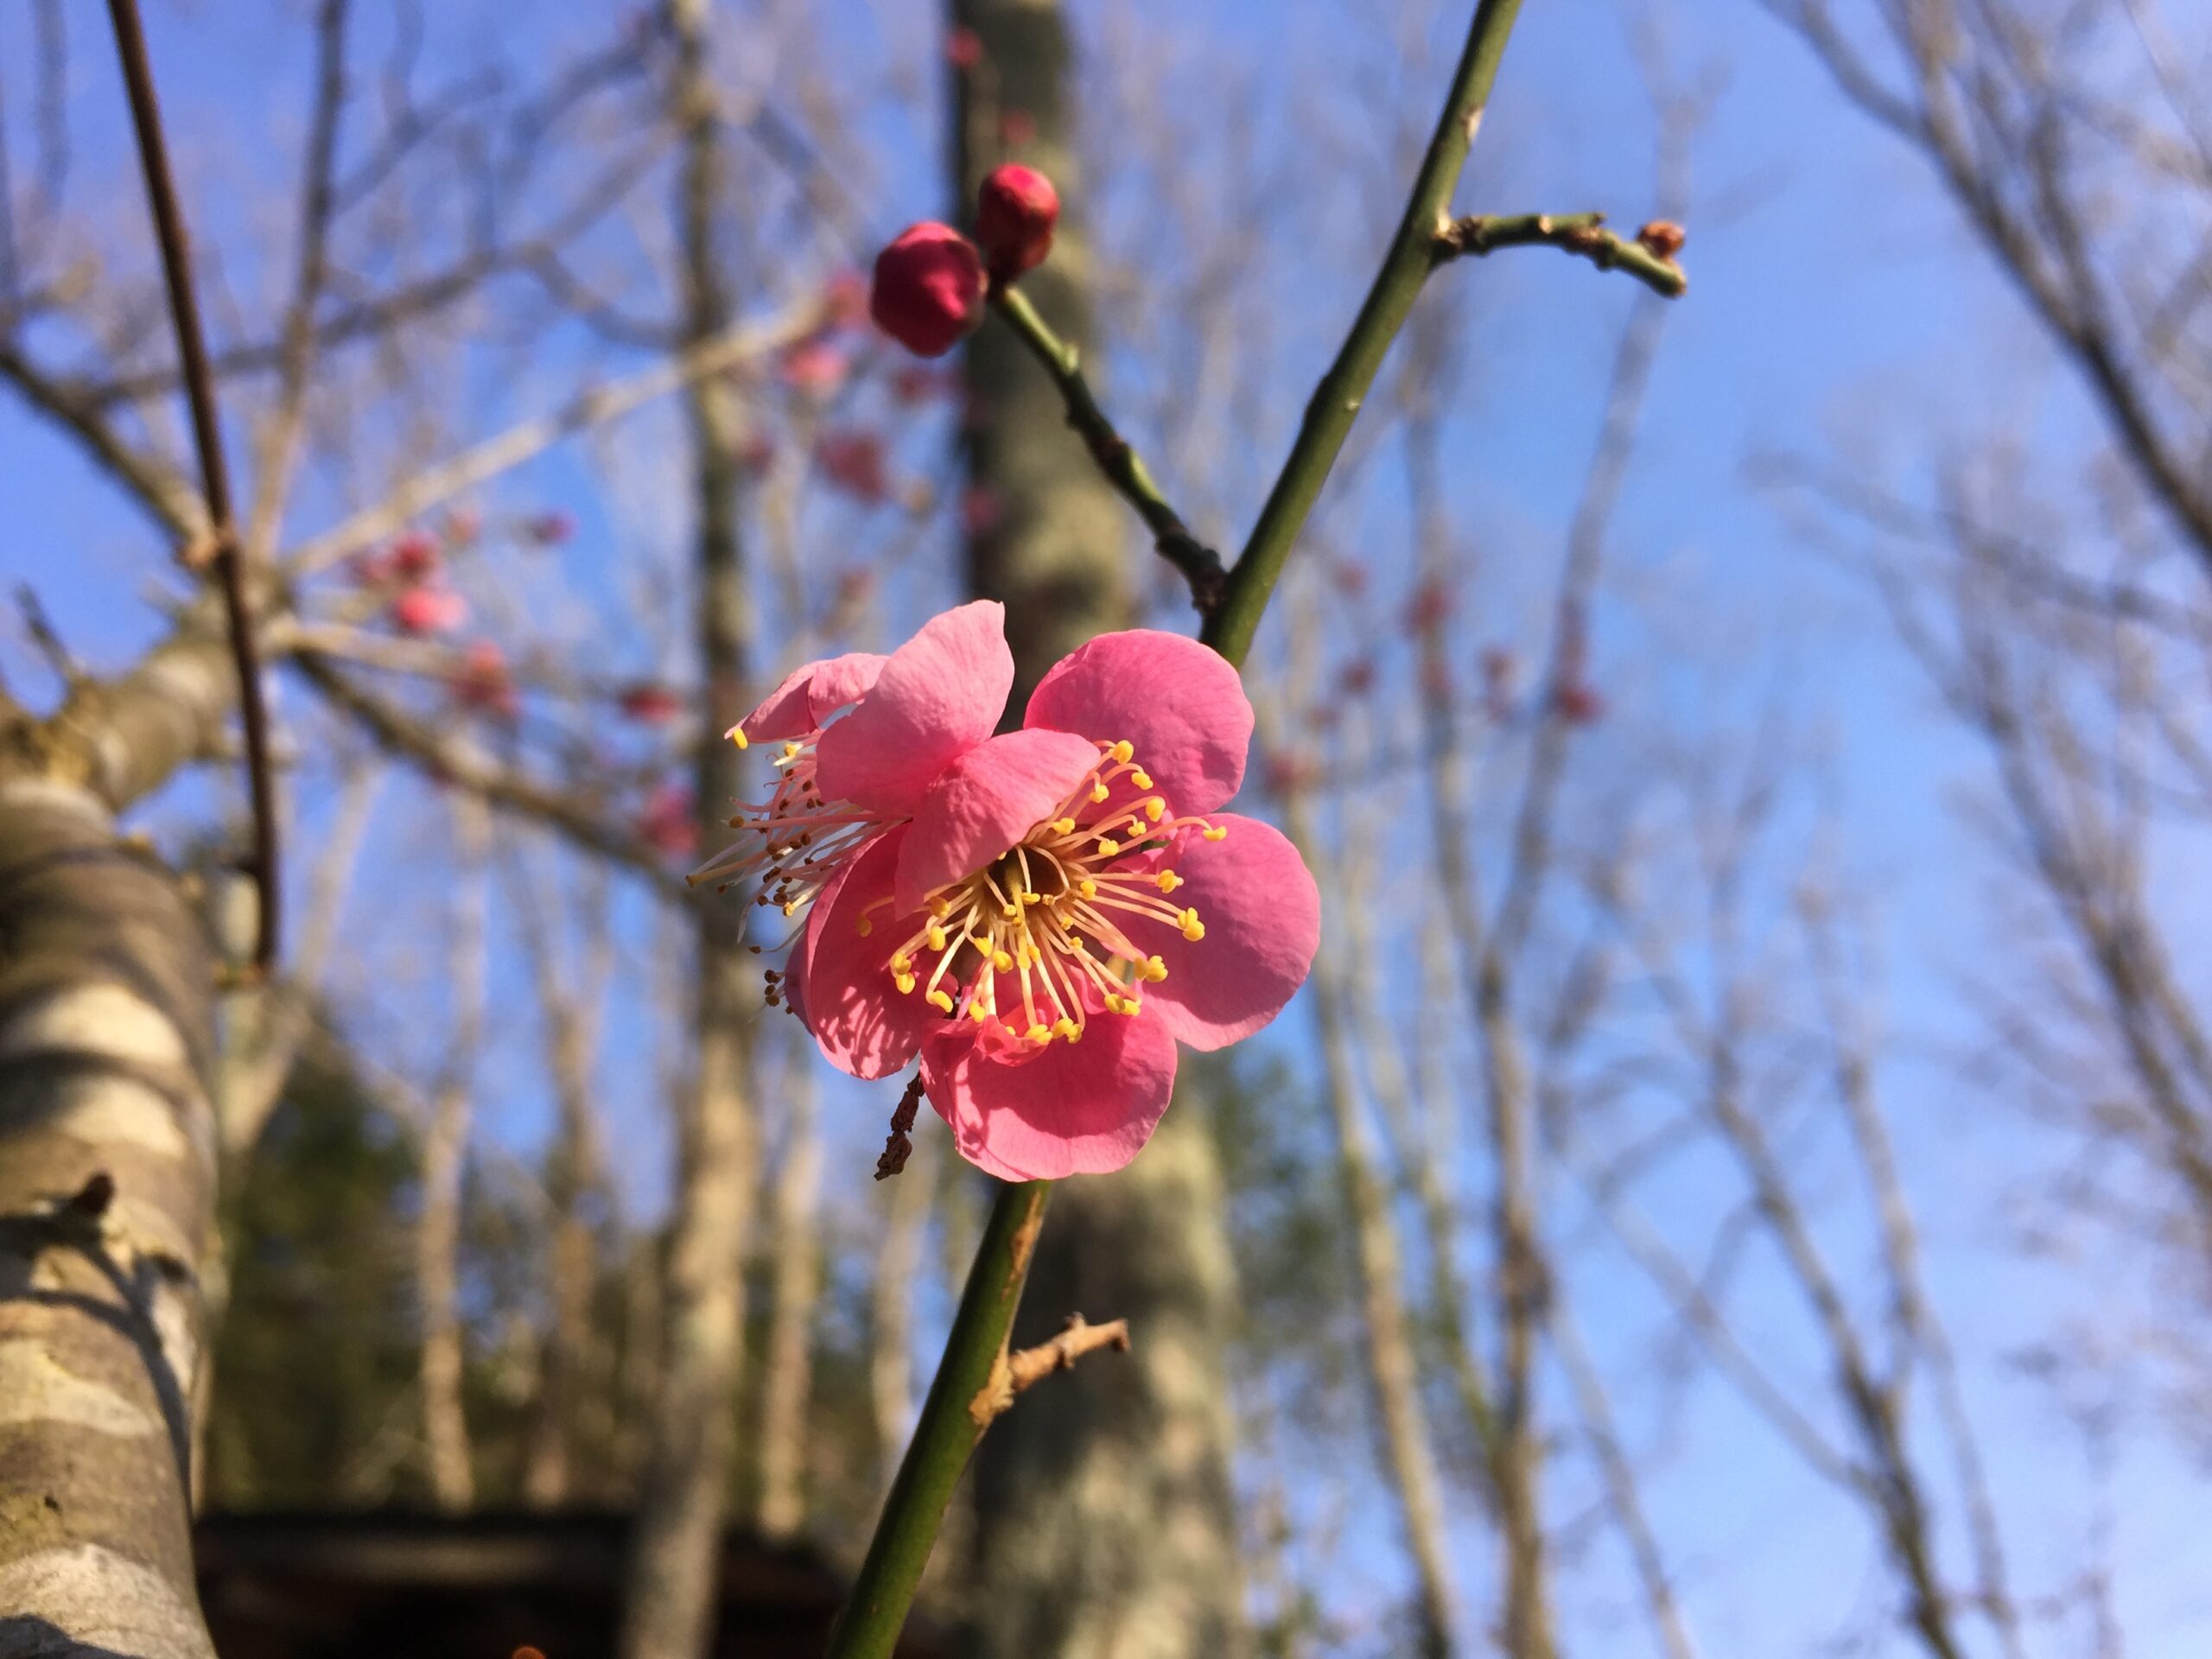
893,728,1102,914
797,829,926,1079
1122,813,1318,1051
1023,629,1251,813
814,601,1013,815
918,995,1179,1180
738,651,890,743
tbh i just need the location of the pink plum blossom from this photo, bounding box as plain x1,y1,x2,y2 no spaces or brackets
390,585,467,636
694,603,1318,1181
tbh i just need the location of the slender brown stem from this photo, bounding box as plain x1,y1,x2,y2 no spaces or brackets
1433,210,1688,296
106,0,282,974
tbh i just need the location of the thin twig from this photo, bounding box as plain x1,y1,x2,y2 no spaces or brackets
988,284,1228,615
1433,210,1688,296
107,0,281,974
969,1313,1131,1425
284,297,819,576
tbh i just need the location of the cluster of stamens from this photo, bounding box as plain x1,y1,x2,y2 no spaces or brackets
862,739,1226,1048
688,728,882,969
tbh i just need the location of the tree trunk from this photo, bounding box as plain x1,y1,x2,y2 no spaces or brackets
754,1045,821,1540
620,0,759,1649
417,792,487,1512
953,4,1247,1653
0,778,220,1658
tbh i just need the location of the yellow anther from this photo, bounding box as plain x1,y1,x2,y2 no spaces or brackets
1096,836,1121,856
1179,907,1205,942
890,951,912,973
1142,797,1166,823
1109,740,1135,764
1027,1023,1051,1044
1202,824,1229,842
926,988,955,1013
930,896,952,918
1141,955,1169,982
1090,781,1110,804
1155,869,1183,893
1107,994,1141,1016
926,924,948,952
1131,769,1154,790
1002,903,1020,918
1052,1017,1080,1041
894,972,918,995
969,1001,989,1022
856,917,873,936
1079,878,1097,899
1127,818,1146,836
1015,943,1033,969
1023,890,1044,906
993,949,1015,972
729,728,750,750
782,741,801,760
1051,817,1077,836
781,899,800,917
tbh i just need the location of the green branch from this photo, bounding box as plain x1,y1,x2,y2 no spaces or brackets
1204,0,1527,664
988,285,1229,615
823,1179,1051,1659
823,5,1537,1654
1433,211,1688,296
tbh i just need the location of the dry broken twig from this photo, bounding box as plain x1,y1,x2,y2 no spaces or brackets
969,1313,1132,1427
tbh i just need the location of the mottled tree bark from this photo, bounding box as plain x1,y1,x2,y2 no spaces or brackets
953,4,1247,1654
0,777,220,1658
619,0,759,1650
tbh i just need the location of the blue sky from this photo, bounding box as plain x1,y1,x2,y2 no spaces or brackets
3,0,2209,1653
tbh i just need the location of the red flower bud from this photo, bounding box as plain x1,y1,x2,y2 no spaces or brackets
869,223,985,358
620,683,683,725
975,164,1058,282
388,530,442,582
451,639,519,720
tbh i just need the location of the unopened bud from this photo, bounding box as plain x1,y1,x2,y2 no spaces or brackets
1636,219,1687,260
975,163,1059,283
869,222,986,358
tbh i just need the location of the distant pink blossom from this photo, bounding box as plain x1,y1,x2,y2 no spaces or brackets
816,430,889,503
779,338,851,397
451,640,518,721
620,683,683,726
391,586,467,636
821,268,870,330
638,781,698,857
959,486,1001,537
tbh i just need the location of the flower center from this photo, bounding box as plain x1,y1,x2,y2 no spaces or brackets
875,740,1226,1049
